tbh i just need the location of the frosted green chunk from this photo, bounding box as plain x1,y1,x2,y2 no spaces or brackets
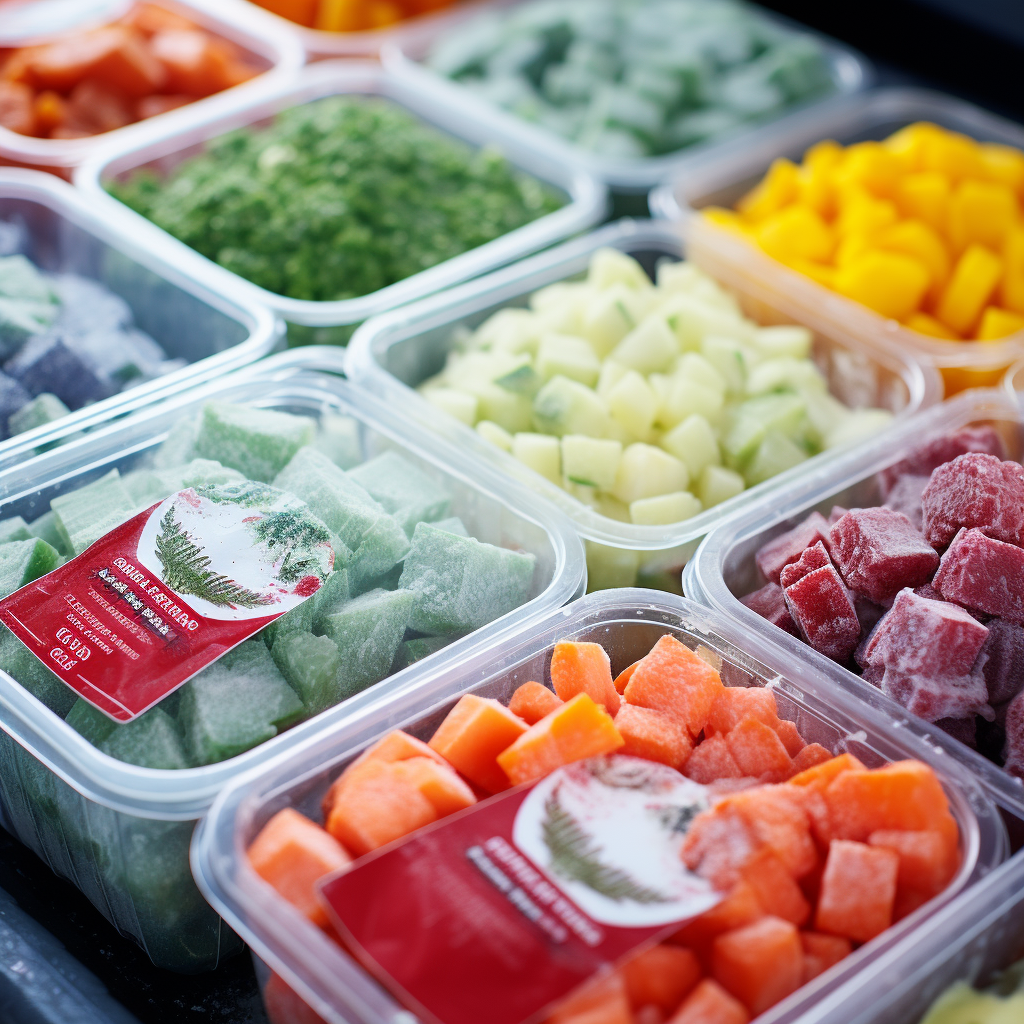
67,698,117,744
274,447,409,589
271,632,343,716
391,634,450,673
122,458,246,506
194,402,315,482
0,516,31,543
152,416,198,469
261,600,314,648
399,522,535,636
50,468,136,554
0,255,56,305
313,414,362,469
348,451,451,536
317,587,414,697
98,707,190,770
310,564,350,627
8,393,70,436
433,516,469,537
0,537,60,598
0,625,75,716
28,509,69,555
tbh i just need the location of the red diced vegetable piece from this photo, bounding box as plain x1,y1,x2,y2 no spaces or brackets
935,716,977,747
740,583,798,635
669,882,763,957
1003,690,1024,779
613,660,641,694
934,527,1024,625
741,852,810,925
774,720,805,758
706,688,780,737
755,511,831,585
815,840,898,943
980,619,1024,705
883,474,928,532
778,541,832,589
547,971,632,1024
789,744,834,775
783,564,860,663
878,425,1005,496
668,979,749,1024
868,829,956,897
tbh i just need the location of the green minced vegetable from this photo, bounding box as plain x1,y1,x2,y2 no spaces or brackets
110,96,564,303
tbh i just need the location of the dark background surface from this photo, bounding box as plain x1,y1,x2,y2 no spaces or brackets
2,1,1023,1023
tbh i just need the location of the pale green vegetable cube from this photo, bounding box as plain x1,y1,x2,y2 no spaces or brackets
533,375,612,437
0,626,75,716
0,538,59,598
475,308,539,355
580,286,637,357
698,464,746,508
476,420,514,450
313,414,362,470
123,458,245,506
463,382,532,433
754,325,812,359
27,509,68,556
494,364,541,397
0,516,31,543
607,370,657,442
611,316,678,375
612,443,689,504
587,247,651,291
657,376,725,429
433,516,469,536
271,633,343,716
664,294,753,351
723,393,807,468
586,541,638,591
661,414,721,478
804,389,853,447
745,431,809,485
512,432,561,483
629,490,702,525
701,336,752,394
348,451,450,537
536,333,600,387
826,408,893,448
424,388,478,425
596,359,629,398
51,468,136,555
152,416,197,469
392,635,450,673
98,708,190,770
561,435,622,490
8,393,70,436
746,358,826,397
675,352,728,396
67,698,116,744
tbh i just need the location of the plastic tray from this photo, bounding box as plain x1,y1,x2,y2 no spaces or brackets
191,588,1007,1024
381,1,871,194
345,217,941,595
649,87,1024,394
685,387,1024,819
74,60,608,343
0,347,584,973
0,0,303,176
1004,356,1024,407
0,167,280,472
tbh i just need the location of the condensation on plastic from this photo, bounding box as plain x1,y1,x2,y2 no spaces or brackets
649,88,1024,392
0,0,304,174
0,347,584,972
0,167,281,472
73,61,609,334
346,218,941,593
686,387,1024,819
382,2,872,194
191,588,1007,1024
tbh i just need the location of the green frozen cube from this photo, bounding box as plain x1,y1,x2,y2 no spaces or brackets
28,509,69,556
0,537,60,598
313,413,362,470
348,451,451,536
98,707,190,770
260,600,315,649
8,393,70,437
123,458,246,506
66,698,117,745
310,564,350,628
151,416,198,469
274,447,409,589
317,587,414,697
195,402,315,482
399,523,535,636
0,625,75,716
271,632,343,716
50,468,136,554
391,634,450,673
0,516,32,543
433,517,469,537
0,255,56,305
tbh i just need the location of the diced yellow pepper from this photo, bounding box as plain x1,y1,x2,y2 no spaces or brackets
701,207,750,237
786,258,837,288
803,139,844,174
835,233,873,269
981,143,1024,193
315,0,365,30
833,141,904,198
755,205,834,263
737,158,800,222
1000,229,1024,314
875,219,950,300
905,312,959,339
948,179,1019,252
976,307,1024,340
884,122,947,172
834,251,930,320
921,128,986,182
936,244,1004,335
367,0,403,26
895,172,951,234
835,193,898,239
797,164,835,218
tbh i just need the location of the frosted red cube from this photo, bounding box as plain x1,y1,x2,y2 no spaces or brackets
879,664,990,724
756,511,831,585
783,563,860,663
980,619,1024,706
828,505,848,525
933,527,1024,625
878,425,1006,496
829,507,939,604
1004,692,1024,780
921,453,1024,548
779,541,832,589
741,583,798,636
914,583,988,623
884,474,929,533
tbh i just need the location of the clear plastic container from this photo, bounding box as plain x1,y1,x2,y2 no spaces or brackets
1004,356,1024,407
382,1,871,195
0,0,304,177
686,387,1024,819
0,347,584,973
190,587,1008,1024
345,217,941,595
649,87,1024,394
0,166,280,472
73,60,608,345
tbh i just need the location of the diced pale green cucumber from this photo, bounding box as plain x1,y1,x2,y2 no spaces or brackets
675,352,728,395
594,495,631,522
533,376,612,437
586,541,639,591
754,325,812,359
701,336,753,395
465,383,533,433
475,307,540,355
723,393,807,468
587,248,652,291
51,468,136,555
152,416,198,469
27,509,68,556
536,333,600,387
580,285,637,357
512,432,561,484
657,376,725,429
564,480,599,506
803,389,853,448
67,699,117,745
596,359,629,398
746,358,827,397
561,435,622,490
662,294,754,351
826,408,893,448
610,315,678,375
349,451,451,537
660,414,721,478
99,708,190,770
744,431,809,485
433,517,469,536
629,489,702,525
494,363,542,397
606,370,657,442
657,262,740,314
612,443,689,504
391,634,450,673
424,387,478,425
698,464,746,508
476,420,514,451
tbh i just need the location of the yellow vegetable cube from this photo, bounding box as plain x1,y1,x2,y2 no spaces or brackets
702,208,749,236
976,307,1024,340
803,139,844,174
980,143,1024,192
316,0,364,31
937,244,1004,335
999,228,1024,315
797,163,836,219
834,251,930,320
737,158,801,222
884,122,947,171
875,219,950,299
835,193,898,239
755,205,834,263
905,312,959,340
835,233,873,269
834,141,903,198
921,128,985,182
895,172,951,234
786,259,836,288
948,179,1019,252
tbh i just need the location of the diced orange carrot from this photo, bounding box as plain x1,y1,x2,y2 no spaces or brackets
740,852,810,926
136,94,192,119
149,29,231,96
429,694,529,794
799,859,825,908
712,916,803,1016
706,688,780,736
615,704,692,769
624,635,724,738
681,803,759,891
634,1007,664,1024
247,808,351,929
67,79,133,133
815,839,898,943
788,752,864,791
726,718,793,782
121,3,198,35
892,885,933,922
263,971,329,1024
799,932,851,983
789,743,834,775
258,0,320,27
614,660,640,694
393,757,476,817
325,759,437,856
668,881,763,958
774,720,805,757
868,829,956,896
550,641,621,715
0,81,35,135
508,681,563,725
684,735,744,785
622,945,702,1015
32,90,66,134
498,694,623,787
668,979,749,1024
547,970,632,1024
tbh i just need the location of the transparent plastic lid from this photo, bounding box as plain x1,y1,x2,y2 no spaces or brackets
191,588,1007,1024
687,387,1024,819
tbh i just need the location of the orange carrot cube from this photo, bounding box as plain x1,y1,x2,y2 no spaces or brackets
774,720,805,757
684,735,743,784
550,641,620,714
0,81,35,136
393,756,477,817
725,717,794,782
667,979,749,1024
740,852,810,926
508,681,563,725
868,828,956,896
788,752,864,792
150,29,231,96
815,839,899,943
789,743,835,775
615,704,692,769
668,881,763,960
613,660,640,694
706,688,780,736
799,932,851,983
712,916,803,1016
622,945,702,1015
547,970,632,1024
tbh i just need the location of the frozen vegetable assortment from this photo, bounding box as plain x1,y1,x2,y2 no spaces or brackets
706,123,1024,341
419,247,891,526
0,400,537,769
251,0,457,32
426,0,835,159
109,95,564,303
0,3,261,139
920,958,1024,1023
247,632,961,1023
743,424,1024,777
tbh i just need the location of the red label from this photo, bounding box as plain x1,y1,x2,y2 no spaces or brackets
0,483,336,721
320,755,720,1024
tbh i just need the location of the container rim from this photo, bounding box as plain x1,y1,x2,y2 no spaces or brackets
0,0,305,169
345,216,940,553
0,348,585,819
73,60,609,327
686,386,1024,818
649,86,1024,368
191,588,1007,1024
0,167,282,467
